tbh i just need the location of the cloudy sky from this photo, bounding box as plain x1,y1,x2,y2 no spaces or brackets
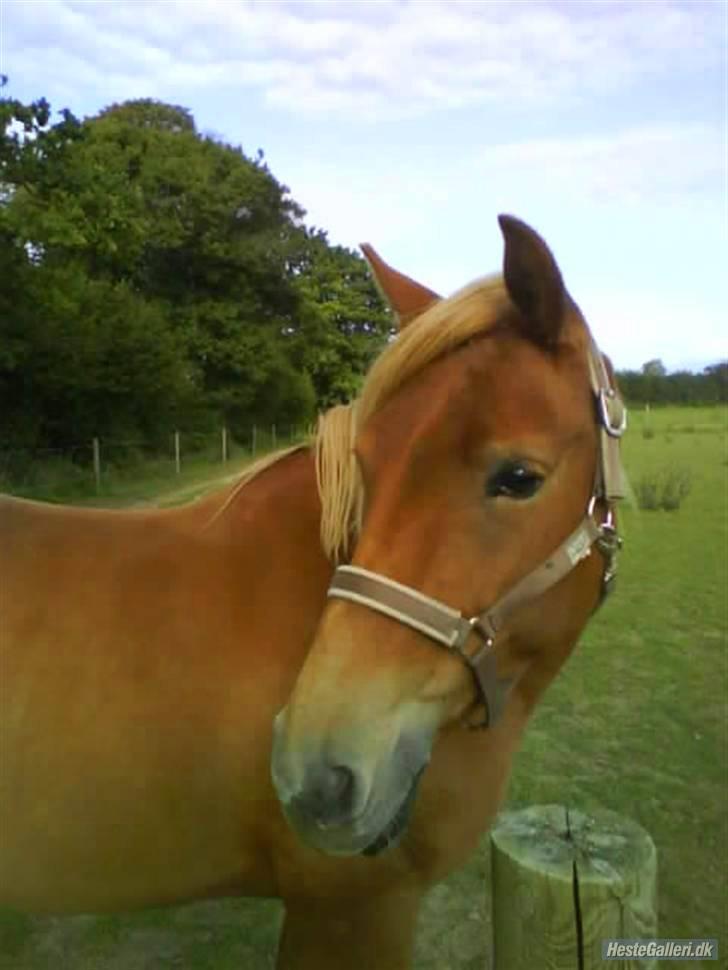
2,0,725,370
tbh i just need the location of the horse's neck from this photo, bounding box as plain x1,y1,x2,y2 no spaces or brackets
214,448,323,546
210,448,334,630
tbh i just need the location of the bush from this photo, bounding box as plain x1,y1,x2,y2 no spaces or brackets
0,454,93,500
661,468,692,510
635,467,692,511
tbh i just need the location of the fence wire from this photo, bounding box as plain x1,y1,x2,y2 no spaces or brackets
0,425,307,501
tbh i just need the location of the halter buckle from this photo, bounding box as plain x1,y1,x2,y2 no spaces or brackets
468,628,495,666
596,519,622,557
595,518,622,602
598,389,627,438
461,625,497,732
454,614,494,654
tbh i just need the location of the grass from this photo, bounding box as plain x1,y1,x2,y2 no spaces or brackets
0,428,302,507
506,403,728,966
0,429,304,510
1,404,726,968
633,465,692,511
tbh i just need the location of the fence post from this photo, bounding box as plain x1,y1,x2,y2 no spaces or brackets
252,424,257,456
174,431,181,475
221,426,228,464
92,437,101,494
490,805,657,970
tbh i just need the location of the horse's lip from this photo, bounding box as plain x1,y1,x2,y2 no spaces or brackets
276,765,426,857
360,765,425,857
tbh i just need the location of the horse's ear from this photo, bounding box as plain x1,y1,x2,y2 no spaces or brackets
360,243,441,329
497,214,566,347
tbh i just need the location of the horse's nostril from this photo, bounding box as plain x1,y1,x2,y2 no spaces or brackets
326,764,355,810
291,761,359,828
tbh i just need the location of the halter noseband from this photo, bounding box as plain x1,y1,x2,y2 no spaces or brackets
326,336,627,730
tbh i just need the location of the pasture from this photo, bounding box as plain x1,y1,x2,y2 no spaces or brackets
1,404,725,969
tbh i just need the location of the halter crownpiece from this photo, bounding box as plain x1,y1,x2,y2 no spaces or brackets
327,336,627,730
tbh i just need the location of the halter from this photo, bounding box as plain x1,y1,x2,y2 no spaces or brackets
327,336,627,729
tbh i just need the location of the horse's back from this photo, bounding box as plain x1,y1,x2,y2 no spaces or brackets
0,494,196,667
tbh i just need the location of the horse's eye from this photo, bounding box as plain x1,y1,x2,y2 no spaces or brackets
486,462,544,500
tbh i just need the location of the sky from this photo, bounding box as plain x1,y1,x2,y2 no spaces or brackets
1,0,726,371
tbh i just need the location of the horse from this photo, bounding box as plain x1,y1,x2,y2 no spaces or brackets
0,215,626,969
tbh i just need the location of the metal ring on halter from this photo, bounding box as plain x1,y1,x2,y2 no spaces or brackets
468,629,495,666
453,613,494,655
588,494,617,539
598,389,628,437
464,633,498,731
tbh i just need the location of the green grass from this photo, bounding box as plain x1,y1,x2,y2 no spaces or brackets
506,403,728,966
0,429,304,509
1,405,726,968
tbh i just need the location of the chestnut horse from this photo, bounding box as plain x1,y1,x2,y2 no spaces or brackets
0,216,626,968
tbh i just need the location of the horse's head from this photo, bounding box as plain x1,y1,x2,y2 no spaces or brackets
271,215,626,857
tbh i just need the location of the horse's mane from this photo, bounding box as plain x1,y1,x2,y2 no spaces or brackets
317,274,508,561
208,274,509,557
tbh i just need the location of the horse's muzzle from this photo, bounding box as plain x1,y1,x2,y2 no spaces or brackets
270,709,431,856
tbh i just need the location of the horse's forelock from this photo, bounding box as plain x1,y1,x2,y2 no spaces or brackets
315,274,511,562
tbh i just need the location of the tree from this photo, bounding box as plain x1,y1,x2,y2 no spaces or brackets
703,362,728,404
642,359,666,377
288,229,394,409
0,90,391,456
615,361,727,406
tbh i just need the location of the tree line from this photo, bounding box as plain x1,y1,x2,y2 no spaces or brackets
0,85,393,456
1,84,723,463
616,361,726,407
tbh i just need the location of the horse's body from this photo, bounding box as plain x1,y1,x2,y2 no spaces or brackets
0,458,324,913
0,216,625,968
0,457,525,958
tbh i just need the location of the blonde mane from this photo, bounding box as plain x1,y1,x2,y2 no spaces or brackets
205,274,509,557
317,273,509,562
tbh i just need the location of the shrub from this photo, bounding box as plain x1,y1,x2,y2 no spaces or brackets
635,473,660,510
661,468,692,510
635,467,692,511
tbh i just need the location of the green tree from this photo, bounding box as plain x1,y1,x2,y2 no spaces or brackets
1,90,392,460
289,230,394,409
642,358,666,377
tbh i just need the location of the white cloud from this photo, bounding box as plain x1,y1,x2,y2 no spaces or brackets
3,0,722,121
2,0,723,371
478,125,725,204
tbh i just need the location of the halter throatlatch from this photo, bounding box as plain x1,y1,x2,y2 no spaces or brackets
327,337,627,729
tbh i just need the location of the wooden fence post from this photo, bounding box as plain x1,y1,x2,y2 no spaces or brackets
490,805,657,970
92,437,101,494
221,426,228,464
174,431,181,475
